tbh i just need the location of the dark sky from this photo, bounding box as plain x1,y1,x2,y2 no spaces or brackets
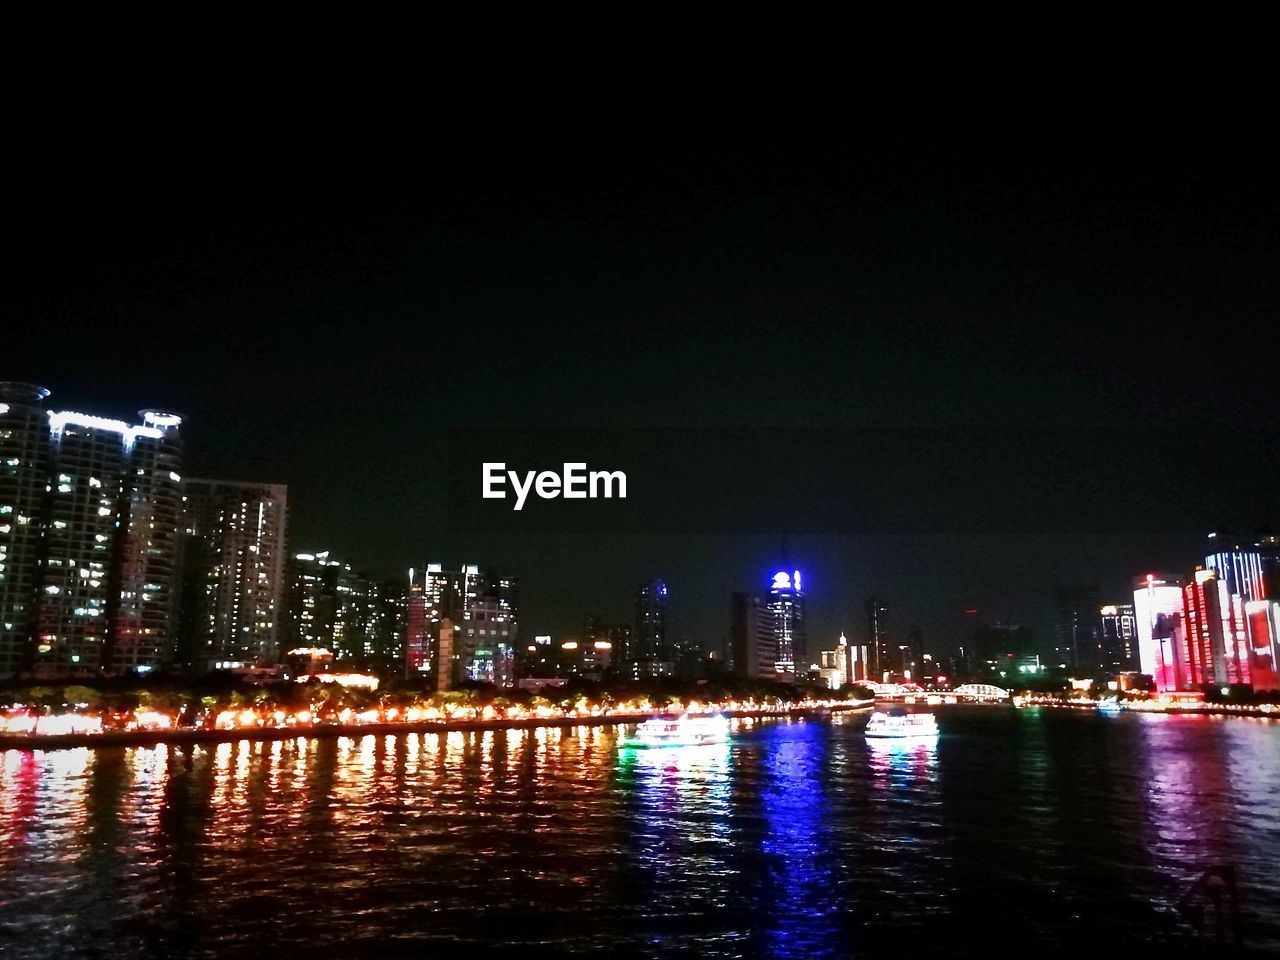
7,144,1277,657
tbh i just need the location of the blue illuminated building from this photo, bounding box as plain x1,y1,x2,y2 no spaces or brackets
767,569,806,678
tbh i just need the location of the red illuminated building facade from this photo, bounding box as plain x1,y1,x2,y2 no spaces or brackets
1136,550,1280,693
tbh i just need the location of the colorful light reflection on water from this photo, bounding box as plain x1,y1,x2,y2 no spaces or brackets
1,708,1279,958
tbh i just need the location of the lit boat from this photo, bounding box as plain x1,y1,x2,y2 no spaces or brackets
864,711,939,739
1096,699,1123,714
622,714,731,748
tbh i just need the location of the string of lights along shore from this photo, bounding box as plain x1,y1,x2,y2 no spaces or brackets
2,379,1279,695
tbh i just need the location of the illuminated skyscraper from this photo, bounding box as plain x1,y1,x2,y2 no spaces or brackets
1099,602,1138,672
767,569,805,677
1205,532,1266,602
1182,568,1249,686
0,383,183,677
1134,575,1185,691
178,478,288,668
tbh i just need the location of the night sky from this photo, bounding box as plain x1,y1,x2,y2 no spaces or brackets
8,145,1277,657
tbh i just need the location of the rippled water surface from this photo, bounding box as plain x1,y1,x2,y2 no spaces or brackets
2,707,1279,958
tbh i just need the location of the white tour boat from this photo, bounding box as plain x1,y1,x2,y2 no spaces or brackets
622,714,731,748
864,711,940,739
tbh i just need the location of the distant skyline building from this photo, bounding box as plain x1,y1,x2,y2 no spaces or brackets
631,578,672,677
0,383,183,678
1099,602,1138,673
285,551,345,654
864,596,889,681
178,478,288,669
585,617,630,675
458,596,516,685
845,632,870,682
970,620,1038,678
406,563,518,685
903,625,925,680
405,570,429,674
816,632,861,689
1054,585,1101,672
730,591,777,680
1257,533,1280,600
1244,599,1280,691
364,578,407,665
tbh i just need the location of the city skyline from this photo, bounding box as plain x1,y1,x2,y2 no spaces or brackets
1,375,1249,674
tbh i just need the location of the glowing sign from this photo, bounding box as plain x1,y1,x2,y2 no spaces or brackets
772,571,792,589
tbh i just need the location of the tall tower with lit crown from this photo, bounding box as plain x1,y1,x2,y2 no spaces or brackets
767,567,806,677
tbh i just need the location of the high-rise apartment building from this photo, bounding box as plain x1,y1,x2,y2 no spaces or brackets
0,383,53,676
178,479,288,669
285,551,376,662
0,383,183,677
365,578,407,666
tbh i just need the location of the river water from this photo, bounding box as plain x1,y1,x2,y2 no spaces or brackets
1,707,1278,958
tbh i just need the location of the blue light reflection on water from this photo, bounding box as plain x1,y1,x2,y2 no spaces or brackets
757,720,837,959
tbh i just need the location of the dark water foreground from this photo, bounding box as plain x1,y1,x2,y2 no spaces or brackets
1,707,1277,958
